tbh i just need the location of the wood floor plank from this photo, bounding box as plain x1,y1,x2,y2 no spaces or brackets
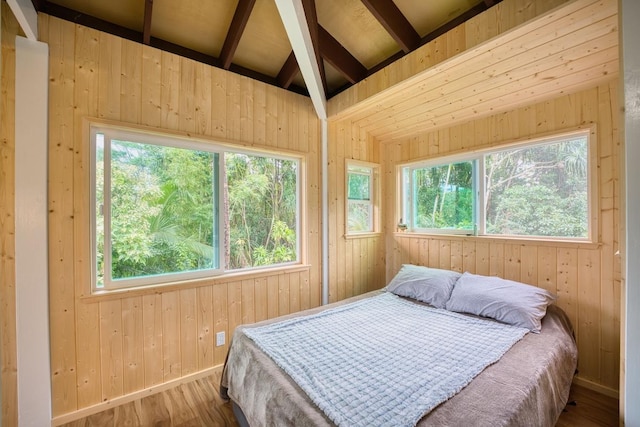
61,368,616,427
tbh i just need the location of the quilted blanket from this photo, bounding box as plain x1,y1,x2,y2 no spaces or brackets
243,292,528,427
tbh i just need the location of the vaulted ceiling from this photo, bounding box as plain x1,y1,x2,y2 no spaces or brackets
30,0,501,98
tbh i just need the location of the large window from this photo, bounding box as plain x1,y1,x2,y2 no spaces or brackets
346,161,379,234
92,126,300,290
400,131,592,240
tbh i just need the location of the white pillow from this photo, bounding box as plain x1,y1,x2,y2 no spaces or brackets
385,264,461,309
445,272,556,332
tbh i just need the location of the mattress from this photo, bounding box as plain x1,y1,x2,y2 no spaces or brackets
220,291,578,427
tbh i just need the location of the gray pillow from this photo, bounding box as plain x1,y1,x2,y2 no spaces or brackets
445,272,556,333
385,264,461,309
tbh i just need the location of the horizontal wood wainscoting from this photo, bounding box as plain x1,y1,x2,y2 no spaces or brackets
382,83,621,396
39,14,322,419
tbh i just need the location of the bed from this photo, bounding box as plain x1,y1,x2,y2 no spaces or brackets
220,266,578,427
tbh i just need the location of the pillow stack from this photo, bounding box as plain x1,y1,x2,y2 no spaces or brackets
385,265,556,333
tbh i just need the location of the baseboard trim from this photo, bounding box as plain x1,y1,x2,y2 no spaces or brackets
50,365,223,426
573,375,619,399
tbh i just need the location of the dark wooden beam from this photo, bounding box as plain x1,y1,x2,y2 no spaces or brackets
318,25,366,84
301,0,326,94
142,0,153,45
34,1,310,96
360,0,420,53
219,0,256,70
277,51,299,89
484,0,496,7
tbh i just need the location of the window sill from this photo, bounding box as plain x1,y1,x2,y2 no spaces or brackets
80,264,312,303
344,231,383,240
392,231,601,249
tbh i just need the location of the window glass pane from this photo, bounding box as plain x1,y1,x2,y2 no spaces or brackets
105,139,218,284
225,153,298,269
411,161,474,231
347,171,371,201
348,200,372,232
484,137,588,238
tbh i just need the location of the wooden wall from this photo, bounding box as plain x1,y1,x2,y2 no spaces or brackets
382,83,621,395
326,0,620,397
0,3,19,426
326,122,385,302
39,14,321,420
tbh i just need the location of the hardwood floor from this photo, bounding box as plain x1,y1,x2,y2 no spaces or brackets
62,370,618,426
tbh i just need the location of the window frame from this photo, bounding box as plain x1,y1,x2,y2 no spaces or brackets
397,128,597,242
345,159,380,237
90,123,304,292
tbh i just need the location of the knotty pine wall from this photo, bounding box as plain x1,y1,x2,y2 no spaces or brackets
382,83,621,395
39,14,321,419
325,0,620,396
0,3,19,426
326,122,385,302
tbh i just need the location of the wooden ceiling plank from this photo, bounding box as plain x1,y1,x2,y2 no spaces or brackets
360,0,420,53
355,21,619,138
375,59,618,141
142,0,153,45
277,51,299,88
356,21,619,136
220,0,257,70
318,25,366,84
329,0,609,119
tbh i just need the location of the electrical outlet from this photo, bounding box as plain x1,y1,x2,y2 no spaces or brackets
216,331,225,347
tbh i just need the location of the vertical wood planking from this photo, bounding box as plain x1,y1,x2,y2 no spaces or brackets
376,81,621,393
48,16,80,414
99,300,124,400
121,297,144,394
180,289,198,375
212,284,229,365
197,286,214,369
161,291,181,381
43,15,322,418
142,294,163,387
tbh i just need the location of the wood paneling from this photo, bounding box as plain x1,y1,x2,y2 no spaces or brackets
379,84,621,395
0,4,20,426
326,0,620,396
40,14,321,420
328,0,618,143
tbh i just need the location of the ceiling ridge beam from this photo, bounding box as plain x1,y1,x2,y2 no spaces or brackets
220,0,256,70
360,0,419,53
318,25,366,84
275,0,327,118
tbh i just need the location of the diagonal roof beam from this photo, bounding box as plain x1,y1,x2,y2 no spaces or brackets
318,26,367,84
274,0,326,119
361,0,420,53
301,0,327,95
277,51,299,89
484,0,496,6
220,0,256,70
142,0,153,45
8,0,38,40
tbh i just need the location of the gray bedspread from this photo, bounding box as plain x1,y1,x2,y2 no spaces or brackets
220,291,578,427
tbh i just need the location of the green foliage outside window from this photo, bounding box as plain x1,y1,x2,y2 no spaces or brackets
402,134,589,239
347,166,373,232
94,130,299,289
